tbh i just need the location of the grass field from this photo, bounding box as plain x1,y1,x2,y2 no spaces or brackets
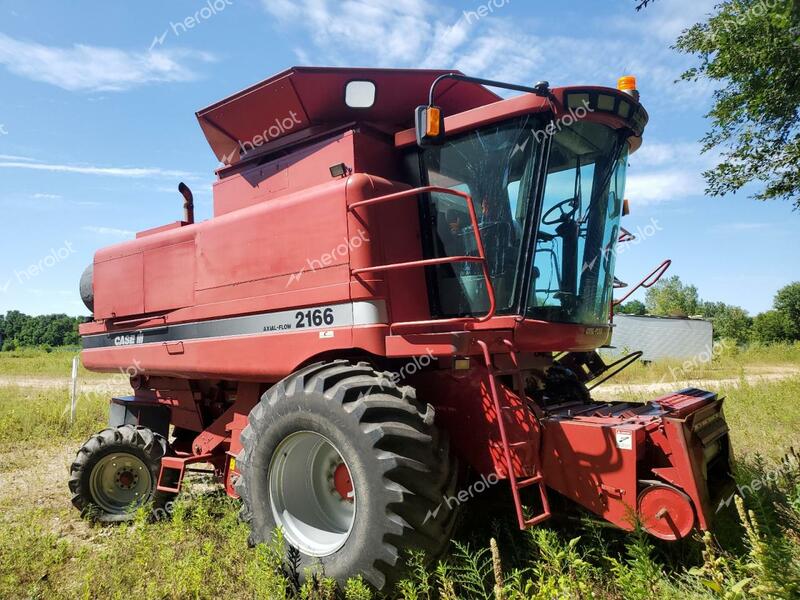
0,346,798,599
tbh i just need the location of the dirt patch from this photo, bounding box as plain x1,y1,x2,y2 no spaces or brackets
0,440,218,545
0,376,130,396
593,370,800,399
0,443,99,541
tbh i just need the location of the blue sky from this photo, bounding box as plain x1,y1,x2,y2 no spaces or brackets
0,0,797,317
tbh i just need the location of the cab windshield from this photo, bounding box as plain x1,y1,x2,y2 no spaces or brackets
417,117,628,325
529,122,628,324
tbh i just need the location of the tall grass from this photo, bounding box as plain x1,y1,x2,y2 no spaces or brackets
0,350,798,598
617,377,800,461
0,346,102,378
0,386,107,448
604,341,800,385
396,449,800,599
1,459,797,600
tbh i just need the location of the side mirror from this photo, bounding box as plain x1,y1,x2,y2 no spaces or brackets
415,105,445,147
622,198,631,216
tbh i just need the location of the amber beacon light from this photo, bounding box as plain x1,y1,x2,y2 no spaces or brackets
617,75,639,100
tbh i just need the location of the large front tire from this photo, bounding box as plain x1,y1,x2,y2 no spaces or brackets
236,360,458,590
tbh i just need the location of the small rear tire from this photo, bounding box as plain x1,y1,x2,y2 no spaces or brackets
68,424,175,522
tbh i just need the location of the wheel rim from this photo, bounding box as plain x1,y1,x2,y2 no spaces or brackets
89,452,153,514
268,431,356,556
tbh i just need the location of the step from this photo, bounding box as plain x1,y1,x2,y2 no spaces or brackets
508,440,534,448
516,475,544,488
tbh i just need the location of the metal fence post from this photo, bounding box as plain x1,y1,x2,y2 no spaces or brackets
70,355,79,424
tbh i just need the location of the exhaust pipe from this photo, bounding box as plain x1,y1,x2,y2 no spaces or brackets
178,182,194,224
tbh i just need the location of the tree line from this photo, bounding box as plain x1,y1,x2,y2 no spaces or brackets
2,280,798,350
618,278,800,345
0,310,82,350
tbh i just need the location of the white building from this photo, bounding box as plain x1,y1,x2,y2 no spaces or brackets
605,314,713,361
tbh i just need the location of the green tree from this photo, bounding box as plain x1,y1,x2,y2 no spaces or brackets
0,311,81,348
774,281,800,339
700,301,727,319
675,1,800,208
711,305,752,343
2,310,29,342
645,276,700,317
751,309,794,343
617,299,647,315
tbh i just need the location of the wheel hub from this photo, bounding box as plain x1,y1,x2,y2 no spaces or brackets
268,431,356,557
332,463,354,502
638,484,696,540
89,453,152,515
115,469,138,490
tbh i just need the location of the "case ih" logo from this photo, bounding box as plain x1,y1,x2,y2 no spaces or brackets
113,332,144,346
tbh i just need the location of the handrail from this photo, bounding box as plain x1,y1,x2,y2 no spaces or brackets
587,350,644,391
348,185,497,333
618,227,636,243
613,259,671,306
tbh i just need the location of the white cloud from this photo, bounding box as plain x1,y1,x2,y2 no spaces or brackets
253,1,725,208
625,139,723,204
626,169,704,204
630,141,704,167
263,0,437,66
258,0,715,105
0,154,37,162
0,33,216,92
0,159,196,179
82,226,134,238
605,0,718,42
32,193,61,200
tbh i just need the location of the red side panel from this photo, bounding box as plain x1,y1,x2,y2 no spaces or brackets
94,252,144,318
411,366,534,479
196,180,349,299
144,241,195,313
540,420,644,531
213,132,355,216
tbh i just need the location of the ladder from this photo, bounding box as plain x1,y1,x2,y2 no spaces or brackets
477,339,551,529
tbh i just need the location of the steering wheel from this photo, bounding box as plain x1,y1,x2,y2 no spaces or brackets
542,197,579,226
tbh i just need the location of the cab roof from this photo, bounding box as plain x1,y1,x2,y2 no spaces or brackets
196,66,501,165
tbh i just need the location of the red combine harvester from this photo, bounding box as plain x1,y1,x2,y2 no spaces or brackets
71,67,734,588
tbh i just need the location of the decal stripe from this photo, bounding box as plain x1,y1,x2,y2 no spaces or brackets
81,301,387,349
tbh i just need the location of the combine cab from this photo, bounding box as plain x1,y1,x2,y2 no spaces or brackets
71,67,734,589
